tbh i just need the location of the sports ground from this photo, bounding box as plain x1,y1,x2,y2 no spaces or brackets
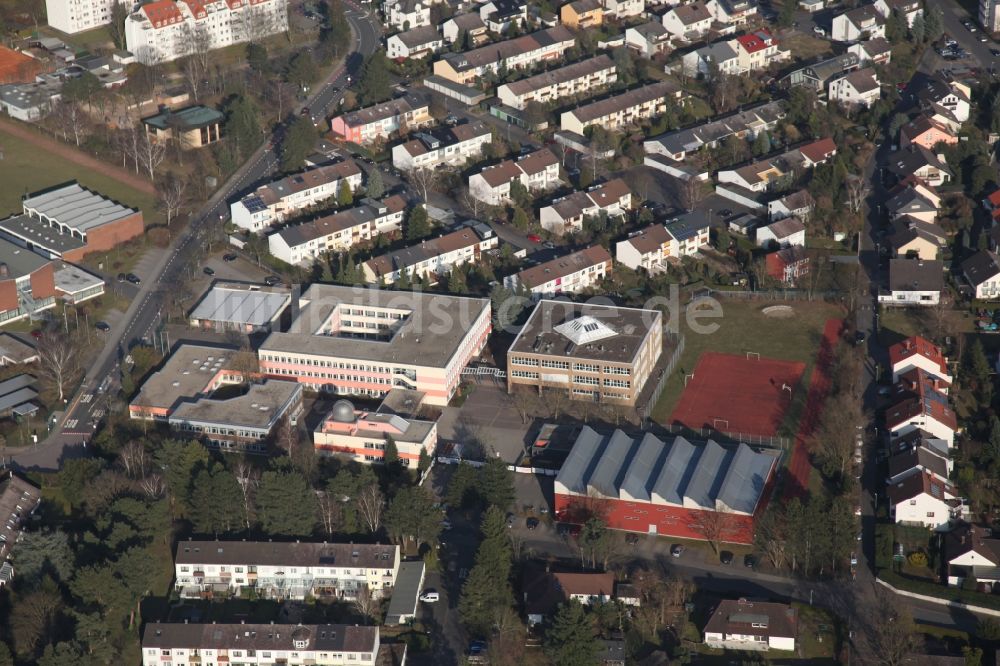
668,352,806,438
0,46,40,84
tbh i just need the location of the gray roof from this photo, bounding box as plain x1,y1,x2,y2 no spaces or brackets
385,560,425,624
716,443,774,513
176,540,398,568
556,428,778,515
394,25,442,48
0,214,85,255
888,258,944,292
962,250,1000,287
53,262,104,296
189,284,291,327
22,182,136,233
0,333,36,364
646,101,785,156
143,623,378,654
168,381,302,430
0,238,50,278
0,375,37,413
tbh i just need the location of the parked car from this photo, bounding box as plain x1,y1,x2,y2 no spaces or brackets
126,273,141,285
812,26,824,36
264,276,281,286
527,234,542,243
116,272,126,283
223,253,238,262
670,544,684,558
720,551,734,565
625,533,640,545
419,590,440,603
743,554,757,569
526,517,539,530
95,321,111,332
203,266,215,276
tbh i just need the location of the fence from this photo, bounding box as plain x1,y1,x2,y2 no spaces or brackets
692,287,843,302
637,332,685,422
655,422,791,451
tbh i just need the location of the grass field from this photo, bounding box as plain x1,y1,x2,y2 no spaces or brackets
651,299,845,435
0,126,160,223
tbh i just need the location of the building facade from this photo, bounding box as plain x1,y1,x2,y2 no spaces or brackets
313,398,437,465
329,95,432,145
496,55,617,111
504,245,612,298
361,224,498,284
391,121,491,171
47,0,126,34
560,81,681,135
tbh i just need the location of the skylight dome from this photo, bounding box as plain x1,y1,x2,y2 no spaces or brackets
554,315,617,345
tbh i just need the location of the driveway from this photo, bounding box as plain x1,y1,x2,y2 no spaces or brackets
437,383,531,462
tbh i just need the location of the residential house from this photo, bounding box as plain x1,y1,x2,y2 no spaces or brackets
733,29,790,73
387,25,444,59
682,40,740,77
755,217,805,249
496,55,617,111
708,0,757,25
889,470,965,529
391,121,491,170
704,598,797,652
441,12,488,45
468,148,561,205
385,0,431,31
539,179,632,235
887,217,945,260
985,190,1000,223
644,100,786,161
267,196,408,265
362,224,497,284
602,0,645,21
765,246,810,285
504,245,613,298
945,523,1000,589
886,189,938,224
886,389,956,446
889,335,952,384
828,67,881,109
479,0,527,32
625,21,672,58
523,569,620,625
561,0,603,28
329,94,432,144
880,258,944,306
847,37,892,65
560,81,682,135
873,0,923,27
886,146,952,187
230,161,364,232
616,224,672,273
664,211,711,256
141,623,381,666
124,0,289,65
717,139,835,193
432,26,576,85
890,174,942,210
313,396,437,465
831,5,886,42
900,115,958,150
784,53,860,90
963,250,1000,300
141,105,224,149
917,75,972,126
768,189,815,222
888,432,951,485
661,1,714,41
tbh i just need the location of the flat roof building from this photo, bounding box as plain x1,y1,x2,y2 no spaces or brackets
129,345,240,420
0,238,56,325
258,285,491,406
314,397,437,466
507,300,664,407
188,283,292,334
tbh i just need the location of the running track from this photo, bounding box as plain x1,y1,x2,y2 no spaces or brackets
786,319,843,499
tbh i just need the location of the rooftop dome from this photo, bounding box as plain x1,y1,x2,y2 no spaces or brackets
331,399,356,423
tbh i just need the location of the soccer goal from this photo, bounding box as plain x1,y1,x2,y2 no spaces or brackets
713,418,729,431
746,351,761,361
684,373,695,386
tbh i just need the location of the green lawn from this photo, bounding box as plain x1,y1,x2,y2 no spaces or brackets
0,126,160,223
650,299,844,431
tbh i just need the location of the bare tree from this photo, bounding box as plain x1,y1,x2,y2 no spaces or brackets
234,460,259,531
540,387,570,420
316,490,340,537
844,174,869,215
678,174,705,212
268,79,295,123
353,586,380,624
866,587,918,666
508,385,536,424
459,187,486,218
131,128,167,181
37,332,82,404
157,174,189,227
50,100,87,147
179,23,213,101
230,345,261,385
632,567,692,639
139,474,166,499
405,167,438,202
690,508,736,555
356,483,384,534
118,440,150,478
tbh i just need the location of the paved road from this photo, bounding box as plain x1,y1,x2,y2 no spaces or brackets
10,5,383,471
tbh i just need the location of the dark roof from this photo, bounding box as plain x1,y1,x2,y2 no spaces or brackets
567,81,679,124
944,523,1000,567
142,105,224,130
888,437,949,482
887,146,952,179
704,599,798,640
502,55,614,97
142,623,378,654
175,540,398,568
888,470,955,505
887,258,944,292
664,210,710,241
275,196,406,248
962,250,1000,287
513,245,611,289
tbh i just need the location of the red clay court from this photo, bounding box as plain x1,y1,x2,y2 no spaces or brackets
0,46,40,85
669,352,806,437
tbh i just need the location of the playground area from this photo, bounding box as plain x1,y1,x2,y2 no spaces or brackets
668,352,806,438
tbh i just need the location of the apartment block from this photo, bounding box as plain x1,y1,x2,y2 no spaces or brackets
496,55,617,111
142,623,379,666
468,148,561,206
47,0,126,35
361,224,498,284
391,121,491,170
539,179,632,235
560,81,682,135
507,300,663,406
314,397,437,465
268,196,407,265
258,285,491,405
432,26,575,85
174,539,400,600
125,0,289,65
329,94,432,145
504,245,612,298
230,161,364,232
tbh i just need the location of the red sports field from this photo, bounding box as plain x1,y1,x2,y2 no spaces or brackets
0,46,40,84
669,352,805,437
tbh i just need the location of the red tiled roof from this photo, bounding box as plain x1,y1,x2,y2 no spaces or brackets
798,138,837,164
143,0,183,26
988,190,1000,208
736,30,773,54
885,395,957,431
181,0,208,18
889,335,947,375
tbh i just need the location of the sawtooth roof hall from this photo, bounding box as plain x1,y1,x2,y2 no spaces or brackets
555,426,778,520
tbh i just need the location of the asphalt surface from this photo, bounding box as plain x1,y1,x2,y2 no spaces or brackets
10,5,382,471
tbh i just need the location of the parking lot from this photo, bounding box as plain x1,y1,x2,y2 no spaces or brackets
437,382,532,462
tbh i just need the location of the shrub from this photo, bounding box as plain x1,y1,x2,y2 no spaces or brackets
908,551,928,568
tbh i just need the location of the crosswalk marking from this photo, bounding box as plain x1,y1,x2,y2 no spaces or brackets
80,394,93,404
91,409,105,419
65,419,78,429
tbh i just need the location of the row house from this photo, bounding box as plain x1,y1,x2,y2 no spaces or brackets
889,335,952,385
831,5,886,43
644,100,785,161
827,67,881,109
329,94,432,145
539,179,632,235
496,55,617,111
432,26,575,85
441,12,488,45
888,436,951,486
142,623,380,666
230,160,364,232
125,0,289,65
468,148,561,206
717,139,836,193
257,285,492,406
362,224,498,284
885,373,956,444
267,195,408,265
314,397,437,465
391,121,491,170
384,0,430,31
560,81,683,135
174,540,400,600
887,216,945,261
886,178,940,223
386,24,444,59
504,245,613,298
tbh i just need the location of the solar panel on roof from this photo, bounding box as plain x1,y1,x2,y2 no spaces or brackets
243,195,268,213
